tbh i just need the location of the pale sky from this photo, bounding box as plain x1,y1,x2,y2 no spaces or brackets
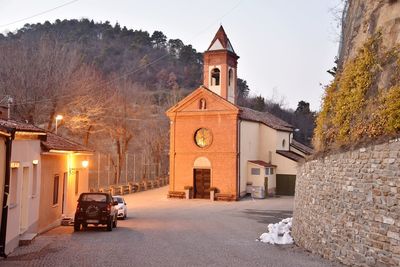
0,0,342,111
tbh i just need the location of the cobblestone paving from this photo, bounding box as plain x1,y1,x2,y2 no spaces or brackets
0,187,342,267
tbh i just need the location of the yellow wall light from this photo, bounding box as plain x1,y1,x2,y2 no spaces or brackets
82,160,89,168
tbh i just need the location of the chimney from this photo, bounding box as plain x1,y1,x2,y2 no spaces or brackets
0,106,9,120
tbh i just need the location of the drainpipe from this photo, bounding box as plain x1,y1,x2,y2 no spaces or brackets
236,119,241,200
0,130,14,258
172,112,177,191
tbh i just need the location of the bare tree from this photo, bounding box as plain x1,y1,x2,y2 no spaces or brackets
0,35,102,128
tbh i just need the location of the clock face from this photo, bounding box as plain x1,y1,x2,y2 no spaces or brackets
194,128,213,148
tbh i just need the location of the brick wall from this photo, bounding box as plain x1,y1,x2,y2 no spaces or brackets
293,139,400,266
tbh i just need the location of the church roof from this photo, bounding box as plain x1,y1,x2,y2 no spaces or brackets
276,150,304,162
291,139,313,155
207,26,236,53
239,107,294,132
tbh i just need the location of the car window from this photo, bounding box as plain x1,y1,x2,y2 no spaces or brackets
81,194,107,202
113,197,124,204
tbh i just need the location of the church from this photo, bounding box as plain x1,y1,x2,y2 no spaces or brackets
166,26,312,200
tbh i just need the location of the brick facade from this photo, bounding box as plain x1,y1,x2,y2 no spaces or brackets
167,88,240,198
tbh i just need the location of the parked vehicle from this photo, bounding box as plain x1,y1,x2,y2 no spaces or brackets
74,193,118,231
113,196,128,219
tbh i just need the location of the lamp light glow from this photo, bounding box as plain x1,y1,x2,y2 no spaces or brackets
82,160,89,168
32,159,39,165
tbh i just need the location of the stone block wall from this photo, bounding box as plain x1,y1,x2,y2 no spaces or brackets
293,139,400,266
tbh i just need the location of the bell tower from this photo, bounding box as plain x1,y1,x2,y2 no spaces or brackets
203,26,239,104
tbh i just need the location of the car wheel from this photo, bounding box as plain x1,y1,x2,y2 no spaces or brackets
113,215,117,228
107,218,113,231
124,212,127,219
74,222,80,232
82,223,88,230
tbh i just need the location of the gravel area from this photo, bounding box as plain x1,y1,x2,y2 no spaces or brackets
0,186,342,267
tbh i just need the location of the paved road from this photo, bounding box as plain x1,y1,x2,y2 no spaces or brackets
1,187,341,267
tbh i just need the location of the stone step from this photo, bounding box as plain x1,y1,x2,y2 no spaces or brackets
19,233,36,246
61,217,74,226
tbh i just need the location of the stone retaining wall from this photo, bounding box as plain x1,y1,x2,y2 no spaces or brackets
293,139,400,266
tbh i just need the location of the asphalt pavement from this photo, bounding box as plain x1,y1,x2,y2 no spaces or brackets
0,186,342,267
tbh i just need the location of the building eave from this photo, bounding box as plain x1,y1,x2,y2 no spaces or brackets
43,150,93,155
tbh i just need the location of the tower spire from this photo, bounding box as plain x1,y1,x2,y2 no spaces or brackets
203,26,239,104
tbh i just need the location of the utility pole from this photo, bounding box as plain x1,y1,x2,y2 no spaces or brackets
125,153,128,185
7,97,13,120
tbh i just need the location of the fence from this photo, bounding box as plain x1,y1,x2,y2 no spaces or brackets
88,152,169,191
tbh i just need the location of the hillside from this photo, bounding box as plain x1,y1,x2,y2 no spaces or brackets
1,19,203,91
314,0,400,151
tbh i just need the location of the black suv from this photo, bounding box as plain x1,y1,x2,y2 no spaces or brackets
74,193,118,231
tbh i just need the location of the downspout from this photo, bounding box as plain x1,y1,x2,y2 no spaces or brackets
236,118,241,200
0,130,14,258
172,112,177,191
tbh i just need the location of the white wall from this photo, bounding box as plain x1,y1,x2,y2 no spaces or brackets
276,131,291,151
239,121,259,196
247,162,276,193
239,121,298,197
0,138,5,228
7,138,41,254
64,154,90,217
274,154,298,175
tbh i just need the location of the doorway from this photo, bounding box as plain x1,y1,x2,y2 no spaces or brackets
20,167,29,233
193,169,211,199
276,174,296,196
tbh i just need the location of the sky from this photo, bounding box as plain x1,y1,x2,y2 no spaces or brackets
0,0,342,111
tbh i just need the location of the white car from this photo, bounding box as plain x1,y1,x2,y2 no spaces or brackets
112,196,127,219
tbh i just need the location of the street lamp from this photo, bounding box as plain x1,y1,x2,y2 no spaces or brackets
55,115,63,134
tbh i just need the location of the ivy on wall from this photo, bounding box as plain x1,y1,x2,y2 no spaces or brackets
314,33,400,151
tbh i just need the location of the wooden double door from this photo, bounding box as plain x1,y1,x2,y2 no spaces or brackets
194,169,211,199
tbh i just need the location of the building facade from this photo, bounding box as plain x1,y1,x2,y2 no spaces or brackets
0,118,91,255
166,26,312,200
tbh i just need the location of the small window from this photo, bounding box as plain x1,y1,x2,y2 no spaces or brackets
282,139,286,148
10,168,18,206
265,168,274,175
53,175,59,205
199,98,207,110
211,68,220,86
75,171,80,195
228,69,233,86
80,194,107,202
251,168,260,175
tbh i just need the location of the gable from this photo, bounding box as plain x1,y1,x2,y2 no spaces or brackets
166,86,239,116
209,39,224,51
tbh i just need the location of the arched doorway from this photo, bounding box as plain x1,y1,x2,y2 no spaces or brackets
193,157,211,199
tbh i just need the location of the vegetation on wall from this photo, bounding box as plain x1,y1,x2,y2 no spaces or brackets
314,32,400,151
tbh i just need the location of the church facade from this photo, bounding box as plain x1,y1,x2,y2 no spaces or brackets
166,26,312,200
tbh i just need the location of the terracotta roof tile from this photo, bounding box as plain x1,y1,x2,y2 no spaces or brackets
276,150,304,162
248,160,277,167
41,132,92,153
239,107,293,132
0,119,45,133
